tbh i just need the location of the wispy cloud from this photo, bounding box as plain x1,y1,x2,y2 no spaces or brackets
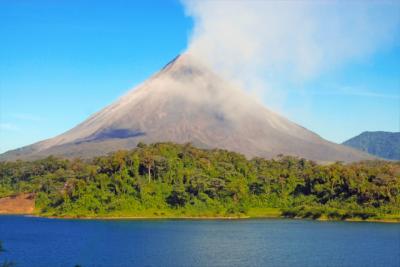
337,86,400,99
0,123,20,131
11,113,44,122
298,86,400,100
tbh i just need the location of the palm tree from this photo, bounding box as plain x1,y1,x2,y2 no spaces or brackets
141,150,154,183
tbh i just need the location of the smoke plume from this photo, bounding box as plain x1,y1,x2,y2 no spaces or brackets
181,0,400,107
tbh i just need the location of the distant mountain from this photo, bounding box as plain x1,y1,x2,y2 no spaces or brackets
0,54,373,162
342,131,400,160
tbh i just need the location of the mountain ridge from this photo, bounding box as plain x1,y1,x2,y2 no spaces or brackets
343,131,399,160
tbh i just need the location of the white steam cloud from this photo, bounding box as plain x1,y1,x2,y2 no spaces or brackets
182,0,400,107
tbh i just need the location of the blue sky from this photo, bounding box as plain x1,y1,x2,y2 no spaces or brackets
0,0,399,153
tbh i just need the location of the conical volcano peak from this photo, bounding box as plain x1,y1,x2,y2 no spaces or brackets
160,52,211,79
0,54,374,163
161,54,182,70
162,52,202,68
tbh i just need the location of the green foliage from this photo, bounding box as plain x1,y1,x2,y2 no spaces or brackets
0,142,399,220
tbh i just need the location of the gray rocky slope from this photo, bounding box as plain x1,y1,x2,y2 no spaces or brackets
1,54,373,162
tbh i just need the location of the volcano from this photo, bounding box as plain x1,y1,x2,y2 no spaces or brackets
1,54,373,162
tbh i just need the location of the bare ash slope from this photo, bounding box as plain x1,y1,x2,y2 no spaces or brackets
1,54,373,162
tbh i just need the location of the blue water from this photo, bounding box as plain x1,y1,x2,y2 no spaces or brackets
0,216,399,267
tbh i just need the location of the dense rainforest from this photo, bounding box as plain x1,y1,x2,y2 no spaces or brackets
0,143,399,221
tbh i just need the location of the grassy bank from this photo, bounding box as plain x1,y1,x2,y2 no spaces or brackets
34,207,399,223
1,200,398,222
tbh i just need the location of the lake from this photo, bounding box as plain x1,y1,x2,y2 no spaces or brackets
0,216,399,267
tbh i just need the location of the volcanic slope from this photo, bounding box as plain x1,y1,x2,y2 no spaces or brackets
1,54,373,162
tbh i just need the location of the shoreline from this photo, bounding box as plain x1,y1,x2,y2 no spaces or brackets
2,212,398,223
1,195,398,223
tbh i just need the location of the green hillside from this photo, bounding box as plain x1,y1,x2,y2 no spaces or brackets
1,143,399,221
343,131,400,160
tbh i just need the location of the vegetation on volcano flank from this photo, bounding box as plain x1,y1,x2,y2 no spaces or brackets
0,143,399,221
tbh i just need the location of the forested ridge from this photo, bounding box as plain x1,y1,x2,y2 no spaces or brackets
343,131,400,160
0,143,399,221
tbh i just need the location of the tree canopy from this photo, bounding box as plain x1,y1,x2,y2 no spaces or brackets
0,143,399,220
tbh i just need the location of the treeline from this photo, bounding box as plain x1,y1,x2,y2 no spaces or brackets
0,143,399,220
